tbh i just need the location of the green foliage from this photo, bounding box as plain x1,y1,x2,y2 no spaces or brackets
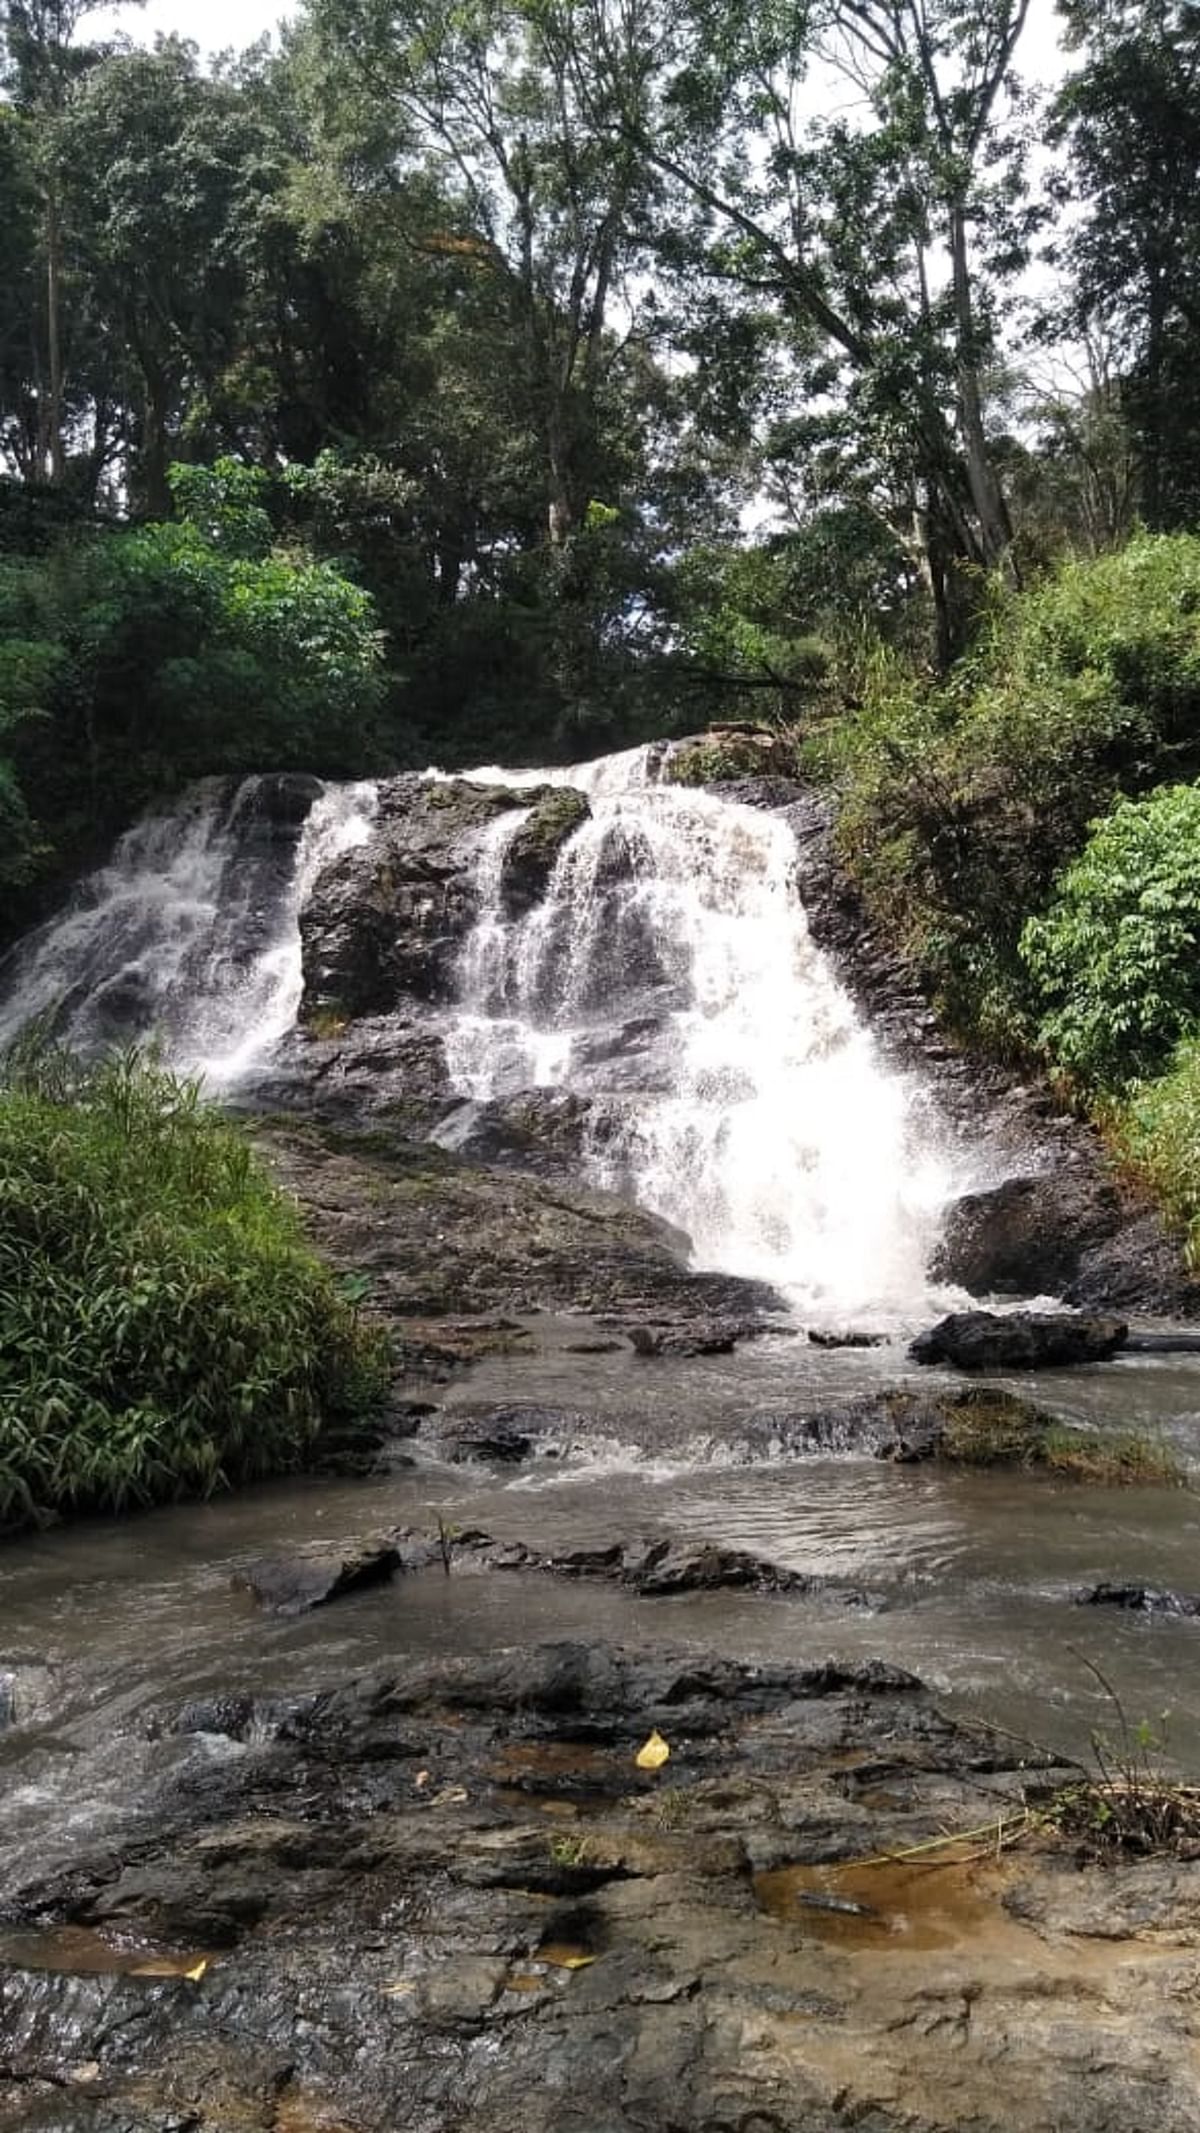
1021,787,1200,1092
1118,1041,1200,1270
1,477,384,919
0,1047,391,1529
816,535,1200,1042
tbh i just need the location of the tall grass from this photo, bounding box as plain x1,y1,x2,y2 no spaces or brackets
0,1046,390,1529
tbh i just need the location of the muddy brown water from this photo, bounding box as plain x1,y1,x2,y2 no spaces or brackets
3,1332,1200,1899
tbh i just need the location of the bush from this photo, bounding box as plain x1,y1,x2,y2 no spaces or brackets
1119,1041,1200,1269
0,1049,391,1529
813,534,1200,1043
1021,786,1200,1091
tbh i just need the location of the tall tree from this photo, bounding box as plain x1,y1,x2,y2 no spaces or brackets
1054,0,1200,530
304,0,662,546
0,2,143,485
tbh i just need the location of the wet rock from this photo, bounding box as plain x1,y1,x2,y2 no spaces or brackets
0,1661,55,1731
628,1321,738,1357
233,1539,401,1615
1080,1582,1200,1619
910,1309,1128,1372
498,787,590,917
9,1639,1199,2133
237,1015,452,1131
930,1172,1199,1315
806,1328,888,1350
256,1120,784,1345
428,1090,592,1175
300,775,533,1018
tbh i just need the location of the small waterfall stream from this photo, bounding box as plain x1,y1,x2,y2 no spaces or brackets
0,777,375,1082
441,748,957,1316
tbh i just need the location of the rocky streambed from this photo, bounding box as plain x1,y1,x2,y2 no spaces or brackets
7,1636,1200,2133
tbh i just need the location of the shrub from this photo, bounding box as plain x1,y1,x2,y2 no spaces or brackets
0,1049,391,1529
1119,1040,1200,1268
812,534,1200,1043
1021,785,1200,1091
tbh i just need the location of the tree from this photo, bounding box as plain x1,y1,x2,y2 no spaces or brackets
305,0,662,547
1054,0,1200,530
564,0,1035,661
0,2,143,486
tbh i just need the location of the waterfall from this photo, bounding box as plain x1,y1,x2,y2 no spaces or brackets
0,777,375,1082
442,748,957,1317
0,745,958,1317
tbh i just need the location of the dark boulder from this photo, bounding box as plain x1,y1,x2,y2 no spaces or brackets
1081,1583,1200,1619
931,1172,1200,1315
234,1540,401,1615
910,1309,1128,1372
300,775,537,1019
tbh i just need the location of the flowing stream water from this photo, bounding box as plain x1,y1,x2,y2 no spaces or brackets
1,747,1200,1893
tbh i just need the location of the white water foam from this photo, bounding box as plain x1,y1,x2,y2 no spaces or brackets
439,746,962,1320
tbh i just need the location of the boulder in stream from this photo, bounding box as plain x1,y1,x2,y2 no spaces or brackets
234,1539,401,1615
909,1309,1128,1372
1081,1583,1200,1619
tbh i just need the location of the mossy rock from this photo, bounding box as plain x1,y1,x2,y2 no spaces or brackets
500,788,590,917
667,727,801,787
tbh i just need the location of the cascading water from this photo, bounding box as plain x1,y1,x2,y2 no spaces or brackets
0,776,375,1083
0,743,959,1316
441,746,959,1319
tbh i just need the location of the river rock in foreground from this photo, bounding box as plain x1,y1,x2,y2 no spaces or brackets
2,1639,1198,2133
910,1309,1128,1371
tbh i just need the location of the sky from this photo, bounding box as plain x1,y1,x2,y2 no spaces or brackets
93,0,1070,78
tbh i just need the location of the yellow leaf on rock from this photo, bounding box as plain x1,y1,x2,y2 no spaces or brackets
636,1729,670,1772
537,1943,597,1970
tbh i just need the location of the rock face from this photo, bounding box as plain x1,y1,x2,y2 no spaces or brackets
910,1309,1129,1372
4,1638,1199,2133
300,775,590,1020
498,787,589,916
256,1118,784,1350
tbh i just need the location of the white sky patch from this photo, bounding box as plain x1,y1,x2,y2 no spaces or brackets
89,0,295,56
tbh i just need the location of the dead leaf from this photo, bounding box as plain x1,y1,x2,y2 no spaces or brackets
381,1980,415,1998
636,1729,670,1773
537,1943,598,1970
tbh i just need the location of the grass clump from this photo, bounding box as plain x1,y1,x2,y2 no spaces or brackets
939,1393,1182,1486
0,1046,391,1529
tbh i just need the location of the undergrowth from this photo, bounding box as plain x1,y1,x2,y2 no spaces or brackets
0,1045,391,1529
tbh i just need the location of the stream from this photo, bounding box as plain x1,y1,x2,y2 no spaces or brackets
3,746,1200,1908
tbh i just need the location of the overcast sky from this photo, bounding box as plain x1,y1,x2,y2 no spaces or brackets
93,0,1069,78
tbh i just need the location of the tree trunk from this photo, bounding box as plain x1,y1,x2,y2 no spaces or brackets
46,173,66,485
949,202,1016,581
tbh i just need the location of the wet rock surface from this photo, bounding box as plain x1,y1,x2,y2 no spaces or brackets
1081,1582,1200,1619
254,1118,785,1364
300,776,588,1020
233,1540,402,1615
910,1309,1129,1372
4,1638,1199,2133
